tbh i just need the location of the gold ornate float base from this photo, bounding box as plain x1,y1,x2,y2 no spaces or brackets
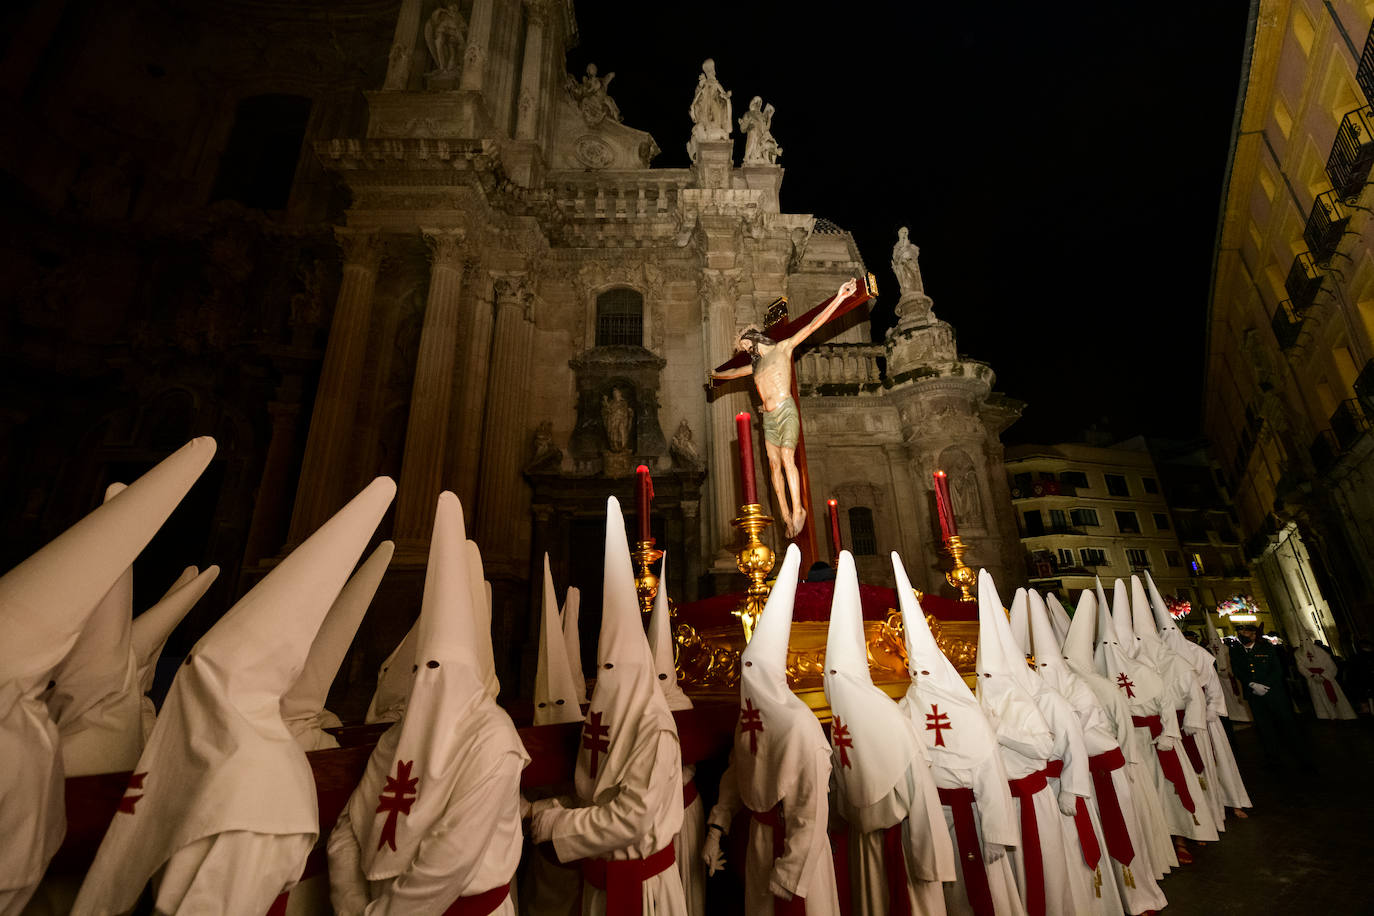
675,610,980,721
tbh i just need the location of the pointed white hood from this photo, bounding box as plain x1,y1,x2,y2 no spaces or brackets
975,570,1053,763
47,484,142,776
1111,578,1145,660
1,442,214,897
735,544,829,812
1007,587,1032,660
1143,571,1189,656
465,540,500,700
366,623,416,725
1204,612,1230,673
562,586,586,705
534,553,584,725
894,552,997,770
1,437,216,689
1045,593,1073,649
824,551,923,809
1104,581,1166,709
133,566,218,698
647,551,692,711
282,540,393,749
354,492,527,879
1061,590,1133,720
1025,591,1075,697
574,498,679,809
73,477,395,916
1129,576,1169,666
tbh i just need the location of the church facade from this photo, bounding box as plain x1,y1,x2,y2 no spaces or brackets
1,0,1024,695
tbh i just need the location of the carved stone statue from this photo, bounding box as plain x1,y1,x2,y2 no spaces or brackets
669,419,703,469
738,96,782,166
424,2,467,74
951,466,983,525
601,387,633,453
527,419,562,471
568,63,621,126
687,58,732,162
891,226,925,299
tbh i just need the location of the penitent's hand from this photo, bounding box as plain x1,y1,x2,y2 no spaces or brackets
701,830,726,875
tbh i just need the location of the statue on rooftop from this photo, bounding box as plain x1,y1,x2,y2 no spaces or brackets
568,63,622,126
738,96,782,166
891,226,925,299
687,58,732,162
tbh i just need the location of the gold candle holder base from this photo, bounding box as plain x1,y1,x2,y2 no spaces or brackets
943,534,976,601
633,539,664,617
732,503,775,643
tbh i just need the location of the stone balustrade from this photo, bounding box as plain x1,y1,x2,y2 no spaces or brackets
550,172,693,221
797,342,885,394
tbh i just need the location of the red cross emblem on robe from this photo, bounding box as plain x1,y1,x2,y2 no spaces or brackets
582,711,610,778
740,698,764,755
926,705,952,747
117,772,148,814
1116,673,1135,698
831,716,853,769
375,759,418,851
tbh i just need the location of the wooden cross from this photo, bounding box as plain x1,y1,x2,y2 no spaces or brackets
711,274,875,569
582,710,611,778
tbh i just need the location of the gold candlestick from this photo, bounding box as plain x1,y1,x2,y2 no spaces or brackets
732,503,775,642
943,534,976,601
633,539,664,617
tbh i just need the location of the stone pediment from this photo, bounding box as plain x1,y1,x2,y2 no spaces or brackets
548,92,660,171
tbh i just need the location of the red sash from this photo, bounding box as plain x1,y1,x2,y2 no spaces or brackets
1043,759,1101,871
1007,768,1049,916
751,805,809,916
1308,669,1338,705
581,844,675,916
443,883,511,916
1175,709,1205,775
881,823,913,916
266,895,288,916
1132,714,1195,814
938,785,995,916
1087,749,1135,866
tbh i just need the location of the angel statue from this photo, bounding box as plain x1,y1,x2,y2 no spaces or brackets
687,58,732,162
739,96,782,166
567,63,622,126
424,2,467,74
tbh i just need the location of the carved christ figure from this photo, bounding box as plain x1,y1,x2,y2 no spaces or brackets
711,277,858,537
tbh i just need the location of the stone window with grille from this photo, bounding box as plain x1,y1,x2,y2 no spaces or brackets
848,507,877,555
595,288,644,347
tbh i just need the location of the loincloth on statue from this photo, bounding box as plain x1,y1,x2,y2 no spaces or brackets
761,396,800,449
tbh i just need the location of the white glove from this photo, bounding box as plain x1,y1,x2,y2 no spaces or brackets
1155,735,1178,752
983,842,1009,864
1249,682,1270,696
1057,791,1080,818
530,803,563,844
529,797,564,818
768,876,795,902
701,828,726,875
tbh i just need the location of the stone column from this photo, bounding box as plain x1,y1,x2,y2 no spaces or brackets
476,277,536,553
459,0,494,92
454,277,496,512
701,269,745,558
514,0,548,140
288,227,382,543
394,228,467,542
382,0,425,90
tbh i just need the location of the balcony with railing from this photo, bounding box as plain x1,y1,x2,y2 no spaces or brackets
1330,398,1372,451
796,343,885,394
1271,299,1305,350
1285,252,1323,310
1304,190,1351,263
1326,106,1374,200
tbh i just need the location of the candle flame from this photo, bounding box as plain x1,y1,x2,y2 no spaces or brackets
735,412,751,421
934,469,946,478
827,499,837,507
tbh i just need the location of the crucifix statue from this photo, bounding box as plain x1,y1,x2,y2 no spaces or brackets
710,277,865,541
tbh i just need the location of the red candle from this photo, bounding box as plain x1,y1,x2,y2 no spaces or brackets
735,413,759,505
827,498,843,562
933,470,958,542
635,465,654,542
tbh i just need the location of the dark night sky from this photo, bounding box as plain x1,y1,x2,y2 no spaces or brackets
568,1,1254,444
